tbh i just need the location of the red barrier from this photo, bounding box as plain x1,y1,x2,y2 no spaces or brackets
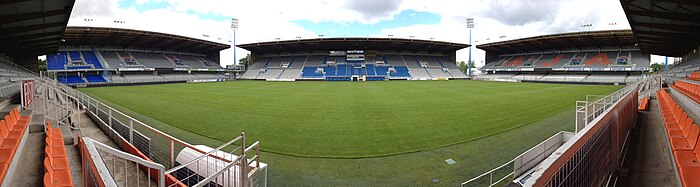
122,140,186,187
534,87,638,186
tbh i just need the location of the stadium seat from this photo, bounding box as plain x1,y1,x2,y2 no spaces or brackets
584,53,612,66
0,106,31,183
45,122,64,143
672,80,700,104
502,56,525,67
638,97,649,111
0,162,7,183
657,89,700,186
668,118,694,138
44,154,69,171
670,125,699,151
688,72,700,81
44,161,73,187
43,119,73,187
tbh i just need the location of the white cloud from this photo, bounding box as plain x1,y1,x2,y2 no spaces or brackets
69,0,639,67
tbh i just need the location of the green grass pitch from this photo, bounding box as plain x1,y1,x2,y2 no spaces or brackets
79,80,620,159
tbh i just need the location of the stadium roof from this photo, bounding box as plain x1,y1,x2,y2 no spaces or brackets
62,26,230,54
0,0,74,58
620,0,700,57
237,38,469,54
476,30,637,54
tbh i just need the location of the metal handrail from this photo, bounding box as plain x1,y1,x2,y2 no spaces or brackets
165,135,242,174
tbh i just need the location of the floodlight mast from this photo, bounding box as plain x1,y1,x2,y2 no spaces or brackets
466,18,474,79
232,18,239,66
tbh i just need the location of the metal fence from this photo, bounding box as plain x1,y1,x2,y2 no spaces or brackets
461,132,573,187
535,79,643,186
78,136,166,187
575,76,658,132
47,77,266,187
461,76,657,187
23,77,266,187
61,77,227,86
28,78,82,130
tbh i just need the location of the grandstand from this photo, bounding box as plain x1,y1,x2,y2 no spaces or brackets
237,38,469,81
0,0,267,186
461,1,699,186
476,30,650,84
2,0,699,186
46,26,230,85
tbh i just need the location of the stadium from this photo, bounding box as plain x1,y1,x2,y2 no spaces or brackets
0,0,698,187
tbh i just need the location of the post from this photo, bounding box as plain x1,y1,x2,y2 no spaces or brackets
665,56,669,70
466,18,474,79
575,110,579,133
129,120,134,143
232,18,239,66
169,139,175,168
108,110,112,127
240,132,247,187
468,29,472,79
234,29,237,65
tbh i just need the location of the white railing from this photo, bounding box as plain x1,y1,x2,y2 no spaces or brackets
28,78,82,130
60,76,228,86
575,75,657,132
461,132,572,187
37,76,266,187
462,76,657,186
79,137,166,187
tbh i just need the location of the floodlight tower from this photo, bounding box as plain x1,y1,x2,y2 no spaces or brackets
231,18,239,65
466,18,474,79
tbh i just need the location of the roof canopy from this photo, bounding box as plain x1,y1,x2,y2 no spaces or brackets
62,26,230,54
237,38,469,54
620,0,700,57
0,0,74,58
476,30,637,55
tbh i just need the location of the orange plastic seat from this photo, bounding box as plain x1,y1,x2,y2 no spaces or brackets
11,108,29,124
5,115,26,133
638,98,649,111
669,119,693,138
0,121,21,139
0,137,19,149
666,113,688,130
45,156,69,171
679,166,700,187
0,148,14,163
45,121,63,138
45,146,66,158
44,161,74,187
0,162,7,183
672,125,700,151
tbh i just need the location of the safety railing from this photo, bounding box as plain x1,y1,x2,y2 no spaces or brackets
462,76,656,187
61,77,228,86
79,136,166,187
461,159,514,187
574,77,647,132
39,76,267,187
28,78,83,130
461,131,572,187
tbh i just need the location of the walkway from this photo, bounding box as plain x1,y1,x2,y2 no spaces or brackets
616,95,679,186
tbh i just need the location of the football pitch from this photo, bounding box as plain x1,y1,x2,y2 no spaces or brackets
79,80,621,185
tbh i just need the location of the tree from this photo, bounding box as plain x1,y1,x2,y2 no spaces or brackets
650,63,664,73
238,53,251,70
457,61,475,73
38,58,46,72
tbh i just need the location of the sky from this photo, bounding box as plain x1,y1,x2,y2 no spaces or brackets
67,0,667,67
